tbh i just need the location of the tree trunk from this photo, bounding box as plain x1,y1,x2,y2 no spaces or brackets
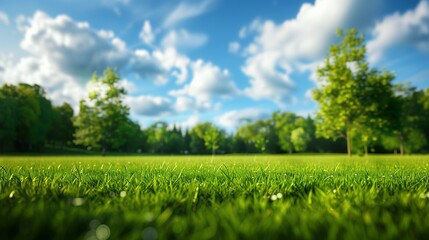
364,145,368,156
102,147,107,156
346,129,351,157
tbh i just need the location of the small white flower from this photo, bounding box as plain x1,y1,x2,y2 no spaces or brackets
120,191,127,198
72,198,85,206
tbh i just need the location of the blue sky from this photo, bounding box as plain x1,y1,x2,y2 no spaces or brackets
0,0,428,131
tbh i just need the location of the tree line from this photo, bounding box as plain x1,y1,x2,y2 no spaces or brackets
1,29,429,155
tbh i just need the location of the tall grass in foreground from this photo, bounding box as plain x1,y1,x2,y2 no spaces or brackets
1,155,429,240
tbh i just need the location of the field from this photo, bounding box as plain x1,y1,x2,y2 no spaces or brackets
1,155,429,240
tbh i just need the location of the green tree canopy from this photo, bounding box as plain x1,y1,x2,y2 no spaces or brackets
74,68,130,155
313,29,395,156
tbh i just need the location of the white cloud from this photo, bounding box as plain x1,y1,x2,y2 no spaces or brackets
170,59,239,109
217,108,270,130
228,41,240,54
19,11,166,84
163,0,215,27
139,20,155,45
238,0,379,106
153,47,190,84
0,54,85,110
174,114,200,130
367,0,429,64
126,95,173,116
0,11,9,25
174,96,212,112
0,11,174,113
161,29,207,50
131,49,167,84
243,51,295,106
20,11,130,81
119,78,136,94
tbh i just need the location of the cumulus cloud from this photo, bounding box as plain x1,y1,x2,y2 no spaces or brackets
153,47,190,84
1,11,176,113
0,54,85,110
131,49,167,84
367,0,429,64
20,11,130,81
217,108,270,130
139,20,155,45
169,59,239,110
19,11,167,85
4,9,241,120
174,96,212,112
126,95,174,116
238,0,379,106
163,0,215,27
0,11,9,25
161,29,207,50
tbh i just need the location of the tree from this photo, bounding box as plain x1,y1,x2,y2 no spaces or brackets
191,122,224,155
203,125,221,155
48,103,75,149
74,68,130,155
235,120,271,153
291,127,310,152
0,85,19,152
381,85,427,154
313,29,395,156
145,122,169,153
0,83,56,152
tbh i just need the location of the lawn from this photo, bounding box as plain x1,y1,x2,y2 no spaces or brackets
1,155,429,240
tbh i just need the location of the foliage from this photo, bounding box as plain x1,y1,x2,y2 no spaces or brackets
313,29,395,156
0,83,55,152
1,155,429,239
380,85,428,154
74,68,131,155
236,120,272,153
190,122,225,154
48,103,75,149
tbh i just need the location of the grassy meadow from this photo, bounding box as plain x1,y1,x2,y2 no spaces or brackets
1,155,429,240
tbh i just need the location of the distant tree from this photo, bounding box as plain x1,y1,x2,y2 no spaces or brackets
74,68,130,155
291,127,311,152
204,125,221,155
114,119,143,152
191,122,224,155
313,29,395,156
0,83,55,151
165,125,185,154
145,122,169,153
48,102,74,149
272,112,312,153
0,84,19,152
381,85,427,154
236,120,271,153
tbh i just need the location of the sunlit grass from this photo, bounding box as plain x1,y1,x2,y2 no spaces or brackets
1,155,429,239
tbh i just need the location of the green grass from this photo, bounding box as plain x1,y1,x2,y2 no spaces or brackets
1,155,429,240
